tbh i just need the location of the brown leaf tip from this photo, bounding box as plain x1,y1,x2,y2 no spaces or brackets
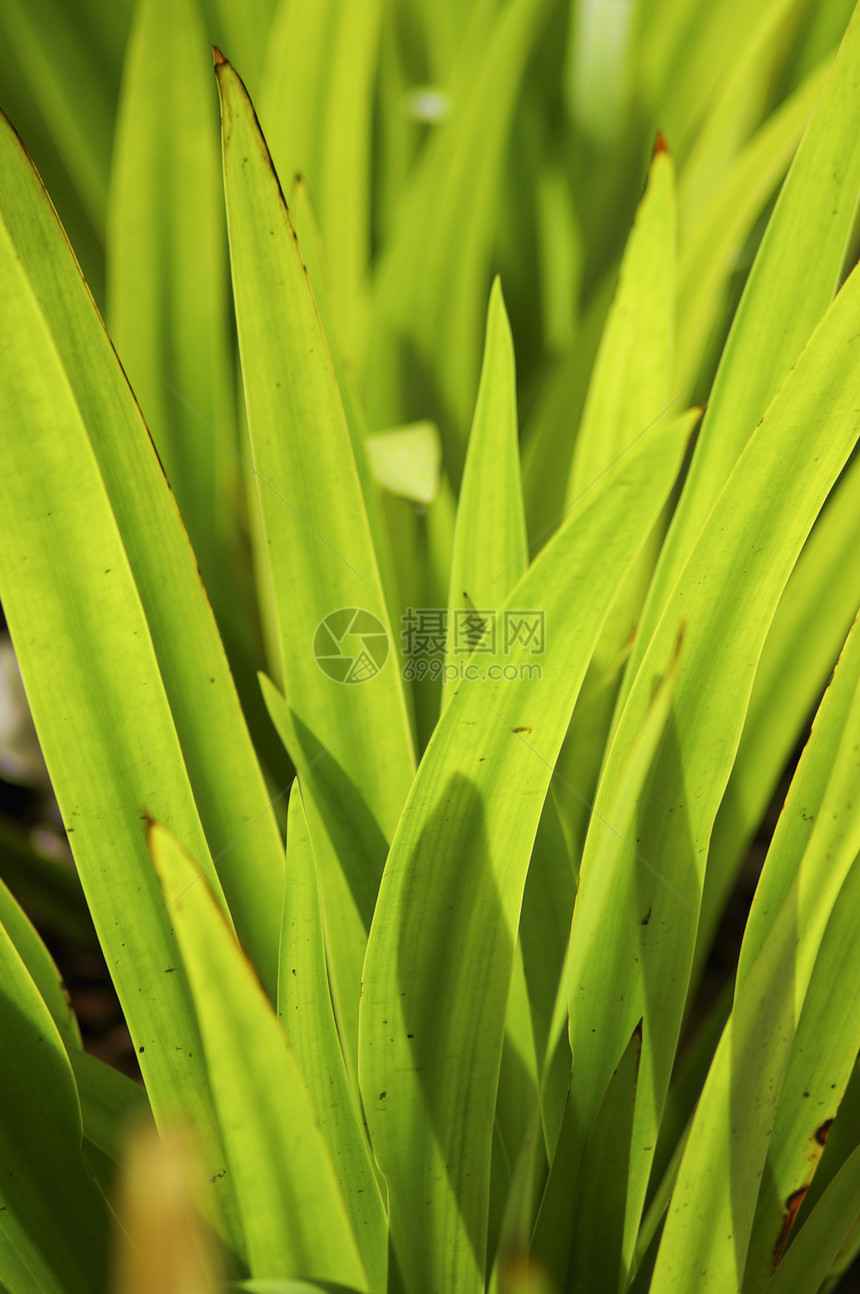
654,131,669,157
212,45,227,68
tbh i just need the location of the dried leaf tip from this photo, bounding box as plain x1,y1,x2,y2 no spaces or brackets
654,131,669,157
212,45,227,68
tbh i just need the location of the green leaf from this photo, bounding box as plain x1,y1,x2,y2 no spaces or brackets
216,51,415,1056
0,874,79,1050
698,448,860,994
744,842,860,1288
566,140,675,501
623,1,860,696
108,0,238,630
0,922,109,1294
567,1021,642,1292
216,50,415,834
150,822,368,1291
278,783,387,1294
553,140,679,876
0,109,285,995
535,1021,642,1292
562,256,860,1271
675,55,829,389
537,615,683,1281
519,272,616,556
69,1048,153,1167
359,413,689,1294
633,984,731,1278
445,278,527,704
650,611,860,1290
259,0,383,351
288,175,404,652
677,0,802,226
764,1146,860,1294
637,0,794,155
0,206,243,1256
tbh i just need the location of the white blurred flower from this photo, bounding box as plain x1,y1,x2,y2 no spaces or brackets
404,86,451,123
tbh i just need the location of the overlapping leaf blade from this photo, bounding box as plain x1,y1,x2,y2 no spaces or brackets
0,111,285,993
698,450,860,990
0,922,109,1294
554,138,678,862
650,612,860,1290
623,0,860,696
0,875,79,1050
108,0,237,631
278,784,387,1293
565,141,675,501
150,823,368,1290
559,256,860,1272
215,53,415,1056
765,1146,860,1294
0,209,243,1256
359,414,690,1294
259,0,383,351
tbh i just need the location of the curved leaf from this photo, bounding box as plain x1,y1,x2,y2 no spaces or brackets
151,823,368,1290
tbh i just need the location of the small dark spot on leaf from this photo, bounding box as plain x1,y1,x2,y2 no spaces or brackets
512,726,532,734
165,967,175,973
641,906,652,926
815,1119,834,1146
379,1092,386,1100
139,1046,144,1053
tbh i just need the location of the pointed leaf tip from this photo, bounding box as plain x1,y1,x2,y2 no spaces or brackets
654,131,669,156
212,45,227,68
